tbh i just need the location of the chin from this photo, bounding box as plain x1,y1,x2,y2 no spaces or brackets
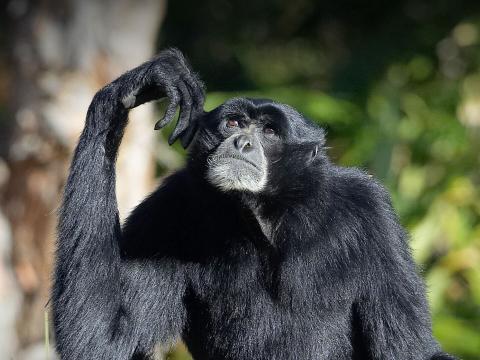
206,160,267,193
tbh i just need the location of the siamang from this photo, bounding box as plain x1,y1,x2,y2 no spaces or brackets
53,49,456,360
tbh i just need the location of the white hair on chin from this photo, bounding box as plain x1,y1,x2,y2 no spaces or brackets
207,158,267,193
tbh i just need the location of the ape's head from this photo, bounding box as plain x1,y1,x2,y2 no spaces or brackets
189,97,326,194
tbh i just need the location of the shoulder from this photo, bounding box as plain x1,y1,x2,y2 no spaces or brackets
324,165,408,251
313,166,411,271
318,164,404,247
120,168,205,258
129,169,189,215
327,165,393,215
121,169,194,238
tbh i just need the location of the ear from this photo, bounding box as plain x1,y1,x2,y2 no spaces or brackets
307,127,325,163
310,145,319,161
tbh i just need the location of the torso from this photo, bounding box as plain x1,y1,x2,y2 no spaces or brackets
182,234,355,360
145,169,370,359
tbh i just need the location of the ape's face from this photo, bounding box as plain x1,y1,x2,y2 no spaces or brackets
193,98,324,194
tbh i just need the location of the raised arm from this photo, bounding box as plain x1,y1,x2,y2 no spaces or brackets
52,49,204,360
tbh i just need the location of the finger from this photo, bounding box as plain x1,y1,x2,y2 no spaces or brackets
168,81,192,145
184,73,205,114
180,118,200,148
178,75,205,148
154,85,180,130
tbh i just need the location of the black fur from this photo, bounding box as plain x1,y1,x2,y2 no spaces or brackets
52,49,456,360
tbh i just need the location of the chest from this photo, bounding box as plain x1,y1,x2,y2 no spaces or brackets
184,254,353,360
187,244,323,323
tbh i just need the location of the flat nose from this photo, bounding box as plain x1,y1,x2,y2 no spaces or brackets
234,135,253,153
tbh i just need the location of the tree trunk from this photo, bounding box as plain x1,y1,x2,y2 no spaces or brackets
1,0,166,357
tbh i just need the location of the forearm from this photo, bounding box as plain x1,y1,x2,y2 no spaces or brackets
53,84,128,359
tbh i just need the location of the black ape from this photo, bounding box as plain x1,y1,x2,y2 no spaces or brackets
53,49,456,360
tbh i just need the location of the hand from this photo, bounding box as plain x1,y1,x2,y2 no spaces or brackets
117,48,205,148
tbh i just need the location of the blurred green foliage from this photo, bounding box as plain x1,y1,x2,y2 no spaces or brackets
161,0,480,358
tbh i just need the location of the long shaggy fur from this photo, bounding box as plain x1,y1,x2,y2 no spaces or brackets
52,49,456,360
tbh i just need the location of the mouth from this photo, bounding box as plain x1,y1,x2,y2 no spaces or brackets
206,153,268,192
209,154,262,171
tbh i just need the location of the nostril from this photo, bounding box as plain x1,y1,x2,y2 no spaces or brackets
242,141,253,153
234,135,253,152
233,137,241,150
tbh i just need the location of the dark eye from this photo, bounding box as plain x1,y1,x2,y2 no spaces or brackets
263,126,276,135
226,119,239,128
